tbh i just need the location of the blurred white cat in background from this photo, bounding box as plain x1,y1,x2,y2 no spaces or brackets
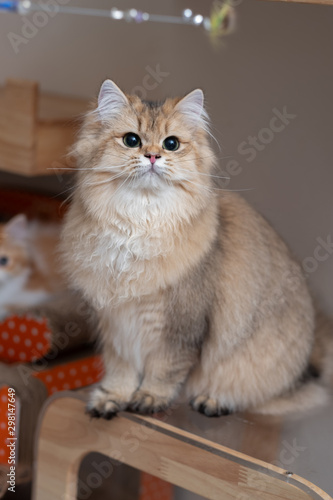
0,214,65,320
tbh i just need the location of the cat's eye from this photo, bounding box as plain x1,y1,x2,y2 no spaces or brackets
0,256,8,266
123,133,141,148
162,136,180,152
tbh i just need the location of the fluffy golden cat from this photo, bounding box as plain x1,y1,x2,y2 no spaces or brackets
61,80,333,418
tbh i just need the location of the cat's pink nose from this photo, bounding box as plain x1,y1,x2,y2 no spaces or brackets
144,153,161,164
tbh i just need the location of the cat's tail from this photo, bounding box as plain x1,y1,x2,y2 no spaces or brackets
310,310,333,387
254,379,330,416
255,311,333,416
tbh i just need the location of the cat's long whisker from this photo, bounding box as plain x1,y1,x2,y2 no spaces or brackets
81,174,123,186
110,173,132,198
175,167,230,180
51,186,77,209
172,174,254,193
94,163,132,171
82,173,125,187
87,171,126,180
53,184,76,200
169,175,213,194
206,127,222,152
60,191,76,207
175,154,232,164
127,175,138,193
47,164,130,173
82,172,124,186
52,170,128,199
215,187,255,192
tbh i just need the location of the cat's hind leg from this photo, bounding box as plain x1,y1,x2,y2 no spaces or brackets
190,395,232,417
187,316,314,417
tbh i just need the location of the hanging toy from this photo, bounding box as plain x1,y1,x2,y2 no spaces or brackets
0,1,237,43
209,1,237,43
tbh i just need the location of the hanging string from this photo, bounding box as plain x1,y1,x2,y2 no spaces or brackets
0,1,236,40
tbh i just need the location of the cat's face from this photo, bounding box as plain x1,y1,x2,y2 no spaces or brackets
73,81,216,221
0,215,30,284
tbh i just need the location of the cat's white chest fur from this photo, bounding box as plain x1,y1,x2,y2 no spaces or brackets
89,223,167,303
81,205,177,306
65,192,199,308
102,223,165,273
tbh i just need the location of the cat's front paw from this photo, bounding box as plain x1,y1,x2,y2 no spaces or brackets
86,386,128,420
129,390,171,414
190,395,232,417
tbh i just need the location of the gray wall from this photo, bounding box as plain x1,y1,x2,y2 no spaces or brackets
0,0,332,313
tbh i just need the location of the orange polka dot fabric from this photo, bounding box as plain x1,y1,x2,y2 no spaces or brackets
0,191,89,465
1,345,172,500
35,355,104,395
139,473,173,500
0,313,52,464
0,315,52,363
0,353,104,465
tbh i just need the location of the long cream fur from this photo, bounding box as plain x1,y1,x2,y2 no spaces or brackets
61,80,333,418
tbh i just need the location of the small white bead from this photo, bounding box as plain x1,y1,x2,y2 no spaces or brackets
110,8,124,20
183,9,193,19
193,14,204,25
18,0,31,15
203,18,211,31
129,9,137,19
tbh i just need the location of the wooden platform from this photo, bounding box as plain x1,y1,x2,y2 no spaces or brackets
32,391,333,499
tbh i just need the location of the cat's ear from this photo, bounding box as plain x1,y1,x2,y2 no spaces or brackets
97,79,128,122
175,89,209,131
5,214,28,243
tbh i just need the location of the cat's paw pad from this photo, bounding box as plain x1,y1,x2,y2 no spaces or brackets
86,404,118,420
129,390,170,414
86,386,127,420
190,395,232,417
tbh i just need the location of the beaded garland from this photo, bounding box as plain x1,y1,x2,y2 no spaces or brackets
0,1,236,40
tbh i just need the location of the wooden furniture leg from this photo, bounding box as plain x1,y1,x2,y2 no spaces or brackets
0,362,48,495
33,393,331,500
